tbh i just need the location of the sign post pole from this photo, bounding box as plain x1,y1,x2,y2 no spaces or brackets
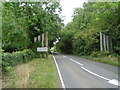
36,32,48,58
46,32,48,58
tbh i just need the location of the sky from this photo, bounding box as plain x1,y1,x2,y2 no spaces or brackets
60,0,87,25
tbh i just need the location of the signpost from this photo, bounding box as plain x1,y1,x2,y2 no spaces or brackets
37,47,48,52
36,32,48,58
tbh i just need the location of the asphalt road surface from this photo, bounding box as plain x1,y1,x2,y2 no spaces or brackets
53,53,120,89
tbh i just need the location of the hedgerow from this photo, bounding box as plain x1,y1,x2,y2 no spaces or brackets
2,49,36,73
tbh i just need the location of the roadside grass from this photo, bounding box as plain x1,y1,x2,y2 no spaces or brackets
80,55,120,67
2,55,58,88
29,55,57,88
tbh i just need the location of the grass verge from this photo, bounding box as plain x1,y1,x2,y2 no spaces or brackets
2,55,58,88
80,55,120,67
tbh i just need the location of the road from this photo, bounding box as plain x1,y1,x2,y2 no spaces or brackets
53,53,120,89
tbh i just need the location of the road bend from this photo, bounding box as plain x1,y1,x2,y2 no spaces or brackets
53,53,120,88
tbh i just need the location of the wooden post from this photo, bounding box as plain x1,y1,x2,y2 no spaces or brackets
42,33,44,57
100,32,103,52
106,36,109,51
38,35,41,42
46,32,48,47
34,37,37,42
46,32,48,58
103,34,106,51
38,32,49,58
42,33,44,47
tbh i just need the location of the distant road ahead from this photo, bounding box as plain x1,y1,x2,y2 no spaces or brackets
53,53,120,88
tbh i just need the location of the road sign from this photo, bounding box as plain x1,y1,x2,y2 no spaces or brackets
37,47,48,52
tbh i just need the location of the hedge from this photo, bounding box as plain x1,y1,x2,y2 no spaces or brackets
2,49,36,73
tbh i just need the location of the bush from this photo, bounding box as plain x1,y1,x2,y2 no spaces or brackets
2,49,36,73
90,51,101,57
103,51,110,56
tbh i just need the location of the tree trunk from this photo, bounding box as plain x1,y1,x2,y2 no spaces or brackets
46,32,48,47
100,32,103,52
42,33,44,47
46,32,48,58
106,36,109,51
38,35,41,42
103,34,106,51
34,37,37,42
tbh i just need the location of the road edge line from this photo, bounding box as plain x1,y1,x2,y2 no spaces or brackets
53,55,66,89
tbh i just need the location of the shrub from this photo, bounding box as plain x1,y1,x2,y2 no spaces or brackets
90,51,101,57
103,51,110,56
2,49,36,73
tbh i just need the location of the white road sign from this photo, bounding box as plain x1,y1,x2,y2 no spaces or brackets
37,47,48,52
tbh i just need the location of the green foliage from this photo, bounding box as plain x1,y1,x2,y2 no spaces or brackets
2,2,63,52
90,51,101,57
56,2,119,55
2,49,36,73
3,55,58,88
2,2,31,51
103,51,110,56
56,28,74,54
81,55,120,67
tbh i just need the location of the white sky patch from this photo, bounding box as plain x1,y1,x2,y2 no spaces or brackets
60,0,87,25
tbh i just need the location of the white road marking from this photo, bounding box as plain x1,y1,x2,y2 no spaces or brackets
63,55,67,58
61,55,120,86
81,66,120,86
81,66,110,81
53,55,66,89
70,58,83,66
63,55,83,66
108,79,120,86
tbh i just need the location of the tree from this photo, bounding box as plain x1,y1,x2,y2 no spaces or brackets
2,2,63,52
56,2,119,55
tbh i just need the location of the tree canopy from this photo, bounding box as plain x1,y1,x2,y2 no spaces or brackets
2,2,63,52
56,2,119,55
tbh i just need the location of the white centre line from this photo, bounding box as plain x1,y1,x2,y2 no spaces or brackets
70,58,83,66
108,79,120,86
61,55,120,86
53,55,66,89
63,55,83,66
81,66,110,81
81,66,120,86
63,55,67,58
